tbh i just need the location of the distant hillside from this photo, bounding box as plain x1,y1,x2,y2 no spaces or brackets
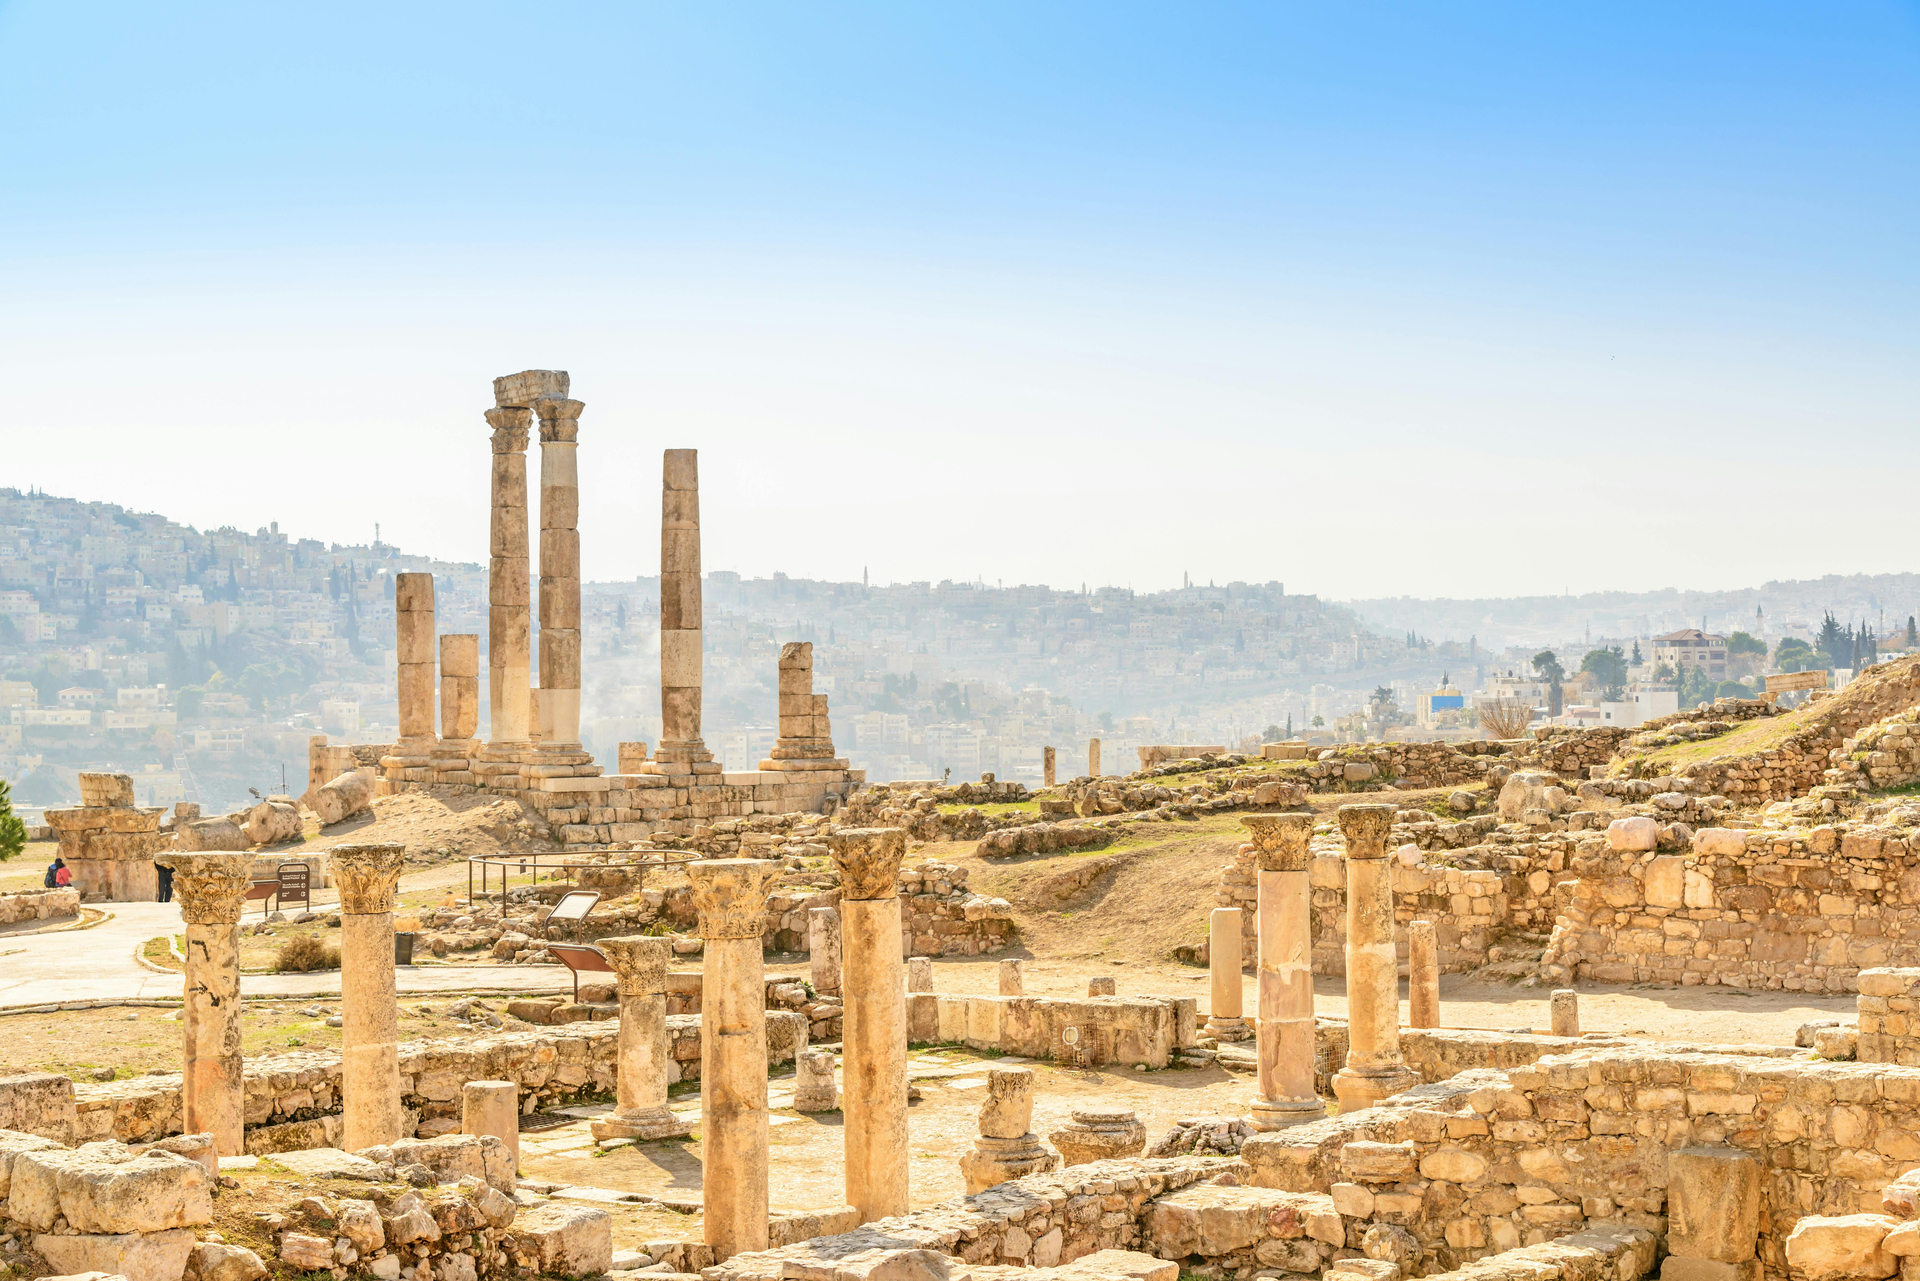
1346,573,1920,649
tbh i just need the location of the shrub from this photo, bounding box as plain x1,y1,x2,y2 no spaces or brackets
275,934,340,973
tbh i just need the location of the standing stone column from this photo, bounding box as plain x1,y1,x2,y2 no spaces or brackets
1332,805,1420,1112
157,851,254,1158
484,404,533,745
1241,814,1324,1130
1089,738,1101,777
1408,921,1440,1030
657,449,710,765
689,859,779,1260
534,396,585,747
1550,989,1580,1038
808,906,842,996
1043,747,1056,786
591,935,692,1141
1205,907,1249,1040
332,843,407,1149
830,828,910,1224
395,573,435,742
440,635,479,740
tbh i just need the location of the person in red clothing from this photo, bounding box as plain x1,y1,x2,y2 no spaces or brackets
48,858,71,887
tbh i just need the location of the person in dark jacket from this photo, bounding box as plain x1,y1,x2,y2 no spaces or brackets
155,860,174,903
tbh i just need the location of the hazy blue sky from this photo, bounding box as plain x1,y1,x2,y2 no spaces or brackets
3,3,1915,599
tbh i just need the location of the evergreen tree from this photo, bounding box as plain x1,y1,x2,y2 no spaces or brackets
0,778,26,862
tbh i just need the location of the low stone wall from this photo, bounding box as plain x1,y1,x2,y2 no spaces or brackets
913,992,1196,1068
45,1017,804,1150
0,886,80,926
1541,819,1920,992
1857,966,1920,1065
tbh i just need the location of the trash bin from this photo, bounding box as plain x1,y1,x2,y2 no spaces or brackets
395,932,416,966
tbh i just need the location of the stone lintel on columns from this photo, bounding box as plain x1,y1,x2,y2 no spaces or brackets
1241,812,1313,872
689,859,778,938
493,370,569,409
330,843,406,914
1336,803,1397,858
157,852,256,923
829,828,906,901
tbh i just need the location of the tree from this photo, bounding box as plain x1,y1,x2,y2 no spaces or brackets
1310,714,1325,728
1261,723,1284,742
1678,664,1719,709
1774,637,1817,673
1531,650,1565,716
1370,685,1393,707
1727,632,1767,658
1478,696,1535,740
1630,640,1643,665
1816,612,1852,669
1579,647,1627,701
0,778,26,862
1909,616,1918,648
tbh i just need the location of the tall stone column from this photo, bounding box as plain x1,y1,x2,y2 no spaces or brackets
157,851,254,1158
484,404,533,746
535,396,584,747
1205,907,1249,1040
592,935,692,1141
657,449,710,765
830,828,909,1223
1043,747,1056,787
395,573,435,741
1089,738,1101,777
1408,920,1440,1029
689,859,779,1260
332,843,407,1149
1332,805,1420,1112
1240,815,1324,1130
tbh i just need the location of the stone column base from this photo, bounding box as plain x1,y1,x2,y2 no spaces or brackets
590,1107,692,1141
959,1134,1059,1195
1248,1095,1327,1130
1205,1016,1252,1042
1332,1064,1422,1113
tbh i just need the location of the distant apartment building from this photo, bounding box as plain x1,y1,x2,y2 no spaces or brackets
1652,629,1727,681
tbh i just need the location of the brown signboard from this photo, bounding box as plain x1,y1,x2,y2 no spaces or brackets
1765,670,1829,698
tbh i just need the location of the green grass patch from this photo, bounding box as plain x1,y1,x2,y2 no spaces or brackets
1622,705,1818,775
936,800,1040,816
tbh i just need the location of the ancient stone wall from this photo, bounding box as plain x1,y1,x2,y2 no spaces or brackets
0,887,80,925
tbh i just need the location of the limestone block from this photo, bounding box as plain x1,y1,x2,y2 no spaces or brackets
277,1232,334,1270
0,1128,66,1195
1047,1109,1144,1165
335,1199,386,1253
1608,816,1659,852
243,801,300,848
79,773,137,807
173,818,250,853
37,1228,194,1281
1692,828,1747,858
1338,1141,1418,1182
1784,1214,1899,1280
0,1077,77,1145
1668,1147,1761,1262
1659,1260,1760,1280
506,1202,612,1276
1645,856,1686,908
978,1067,1035,1139
9,1144,212,1233
1497,771,1556,822
385,1134,514,1192
188,1240,268,1281
310,771,374,826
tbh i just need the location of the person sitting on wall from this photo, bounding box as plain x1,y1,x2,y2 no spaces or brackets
44,857,70,888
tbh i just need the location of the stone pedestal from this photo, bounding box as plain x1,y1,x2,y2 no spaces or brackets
1205,908,1250,1041
793,1048,840,1112
592,935,691,1141
690,859,779,1259
830,828,909,1224
1551,989,1580,1038
998,959,1024,996
332,843,407,1149
535,396,585,747
960,1067,1057,1194
1408,920,1440,1030
657,449,711,766
1331,805,1420,1112
1241,814,1325,1130
808,906,842,996
462,1081,520,1173
158,851,255,1158
483,399,535,749
1048,1108,1145,1165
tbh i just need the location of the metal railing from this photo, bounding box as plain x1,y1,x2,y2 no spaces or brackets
465,849,699,919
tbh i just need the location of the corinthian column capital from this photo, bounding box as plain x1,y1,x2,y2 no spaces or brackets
1336,804,1396,859
486,406,532,453
829,828,906,901
330,843,406,914
157,852,256,924
535,397,584,443
1241,813,1314,872
688,859,776,940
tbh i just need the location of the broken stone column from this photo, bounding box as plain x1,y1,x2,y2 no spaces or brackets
462,1081,520,1174
808,906,842,996
433,633,481,785
998,959,1024,996
592,935,691,1141
793,1048,840,1112
959,1067,1058,1194
1332,804,1421,1112
1241,814,1325,1129
1205,907,1249,1040
829,828,909,1223
484,399,534,746
395,573,436,742
689,858,779,1259
534,395,585,747
907,956,933,992
1049,1109,1145,1165
158,851,255,1158
1043,746,1056,787
1408,920,1440,1030
657,449,710,766
765,642,838,765
1089,738,1101,777
332,843,407,1149
1665,1146,1760,1277
1551,989,1580,1038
